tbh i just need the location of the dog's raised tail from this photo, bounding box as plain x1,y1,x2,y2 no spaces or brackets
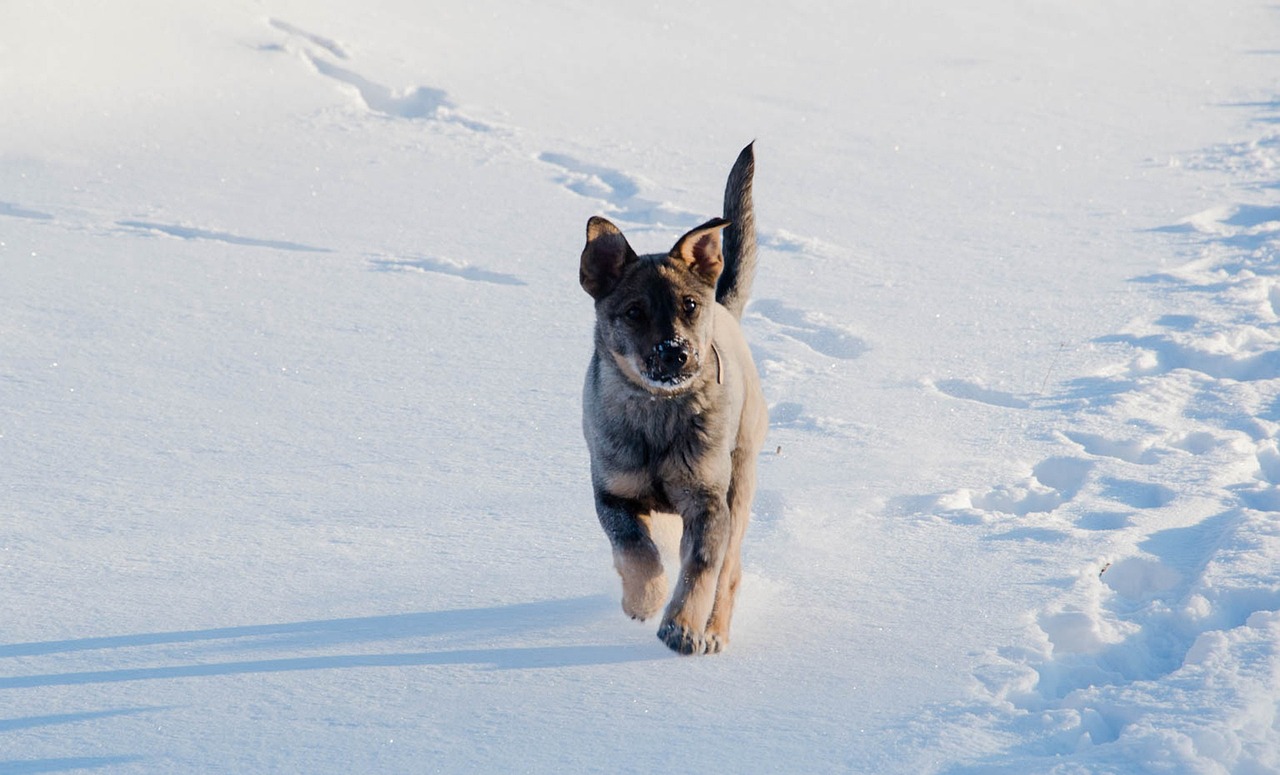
717,142,756,320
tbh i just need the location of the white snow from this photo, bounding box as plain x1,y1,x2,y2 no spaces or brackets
3,1,1280,772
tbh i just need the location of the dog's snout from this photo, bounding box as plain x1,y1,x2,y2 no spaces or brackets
656,339,689,369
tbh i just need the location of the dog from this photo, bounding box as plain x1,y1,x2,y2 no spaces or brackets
579,143,767,655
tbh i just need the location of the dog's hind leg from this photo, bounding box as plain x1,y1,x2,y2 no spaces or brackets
704,455,756,652
703,536,743,654
596,492,667,621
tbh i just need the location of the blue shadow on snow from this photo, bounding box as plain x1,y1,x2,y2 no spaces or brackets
0,596,665,689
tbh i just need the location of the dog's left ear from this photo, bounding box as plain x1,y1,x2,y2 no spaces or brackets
671,217,731,286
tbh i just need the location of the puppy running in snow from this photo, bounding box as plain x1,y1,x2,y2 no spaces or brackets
579,144,767,655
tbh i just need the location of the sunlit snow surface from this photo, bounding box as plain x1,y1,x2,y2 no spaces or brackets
3,1,1279,772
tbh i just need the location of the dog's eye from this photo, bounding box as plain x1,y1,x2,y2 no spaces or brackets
682,297,698,316
624,305,644,322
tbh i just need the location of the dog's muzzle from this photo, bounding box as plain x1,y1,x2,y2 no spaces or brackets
643,338,695,386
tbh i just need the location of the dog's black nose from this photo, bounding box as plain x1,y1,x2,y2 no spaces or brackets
655,339,689,369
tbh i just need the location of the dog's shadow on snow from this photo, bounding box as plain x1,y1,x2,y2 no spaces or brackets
0,596,663,689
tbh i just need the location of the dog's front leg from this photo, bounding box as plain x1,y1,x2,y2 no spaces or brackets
658,491,730,655
595,491,667,621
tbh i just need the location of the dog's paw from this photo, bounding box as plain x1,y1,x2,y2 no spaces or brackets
620,574,667,621
703,631,728,654
622,595,663,622
657,621,710,655
617,555,667,621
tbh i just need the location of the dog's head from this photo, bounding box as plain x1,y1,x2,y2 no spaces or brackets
581,216,729,394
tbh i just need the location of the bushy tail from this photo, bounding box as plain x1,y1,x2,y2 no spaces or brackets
716,142,757,320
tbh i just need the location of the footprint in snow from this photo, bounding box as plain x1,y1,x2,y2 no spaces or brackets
1228,440,1280,511
536,152,702,229
117,220,331,253
936,456,1093,519
368,255,525,286
930,378,1031,409
0,201,54,221
268,19,492,131
1062,429,1162,465
268,18,349,60
748,298,867,360
1098,477,1177,509
1100,331,1280,383
960,107,1280,765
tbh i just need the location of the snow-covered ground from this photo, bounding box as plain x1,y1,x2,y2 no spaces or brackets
4,1,1279,772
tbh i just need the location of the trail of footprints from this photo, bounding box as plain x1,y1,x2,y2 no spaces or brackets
3,19,864,373
262,18,864,368
929,145,1280,757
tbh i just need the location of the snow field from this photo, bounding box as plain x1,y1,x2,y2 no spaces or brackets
3,2,1280,773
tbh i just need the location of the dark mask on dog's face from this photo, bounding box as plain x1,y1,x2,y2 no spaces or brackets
581,217,728,394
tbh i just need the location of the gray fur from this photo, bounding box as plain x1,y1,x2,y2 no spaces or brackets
579,143,767,655
717,142,756,320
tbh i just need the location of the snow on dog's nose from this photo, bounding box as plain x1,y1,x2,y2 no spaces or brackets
645,338,693,385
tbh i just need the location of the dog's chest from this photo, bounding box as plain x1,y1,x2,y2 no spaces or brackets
600,396,720,501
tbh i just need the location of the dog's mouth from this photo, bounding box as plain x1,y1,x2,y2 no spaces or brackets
642,367,695,390
608,339,706,395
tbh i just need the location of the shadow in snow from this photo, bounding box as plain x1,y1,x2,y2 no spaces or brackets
0,757,144,774
0,644,661,688
0,596,613,658
0,596,664,687
0,707,164,733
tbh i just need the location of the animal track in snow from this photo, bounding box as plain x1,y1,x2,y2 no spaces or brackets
267,18,349,60
1155,203,1280,253
303,53,489,130
1102,330,1280,382
1252,440,1280,483
759,229,846,260
536,152,701,229
117,220,331,253
268,19,491,131
1017,509,1271,704
930,378,1031,409
536,154,852,276
956,119,1280,763
938,457,1093,518
1168,430,1223,455
368,254,525,286
1062,430,1162,465
1098,477,1177,509
1229,440,1280,511
0,201,53,221
748,299,867,361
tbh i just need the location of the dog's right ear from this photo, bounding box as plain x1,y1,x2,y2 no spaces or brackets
580,216,636,300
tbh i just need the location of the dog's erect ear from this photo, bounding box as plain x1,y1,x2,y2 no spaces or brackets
581,216,637,300
671,217,731,286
